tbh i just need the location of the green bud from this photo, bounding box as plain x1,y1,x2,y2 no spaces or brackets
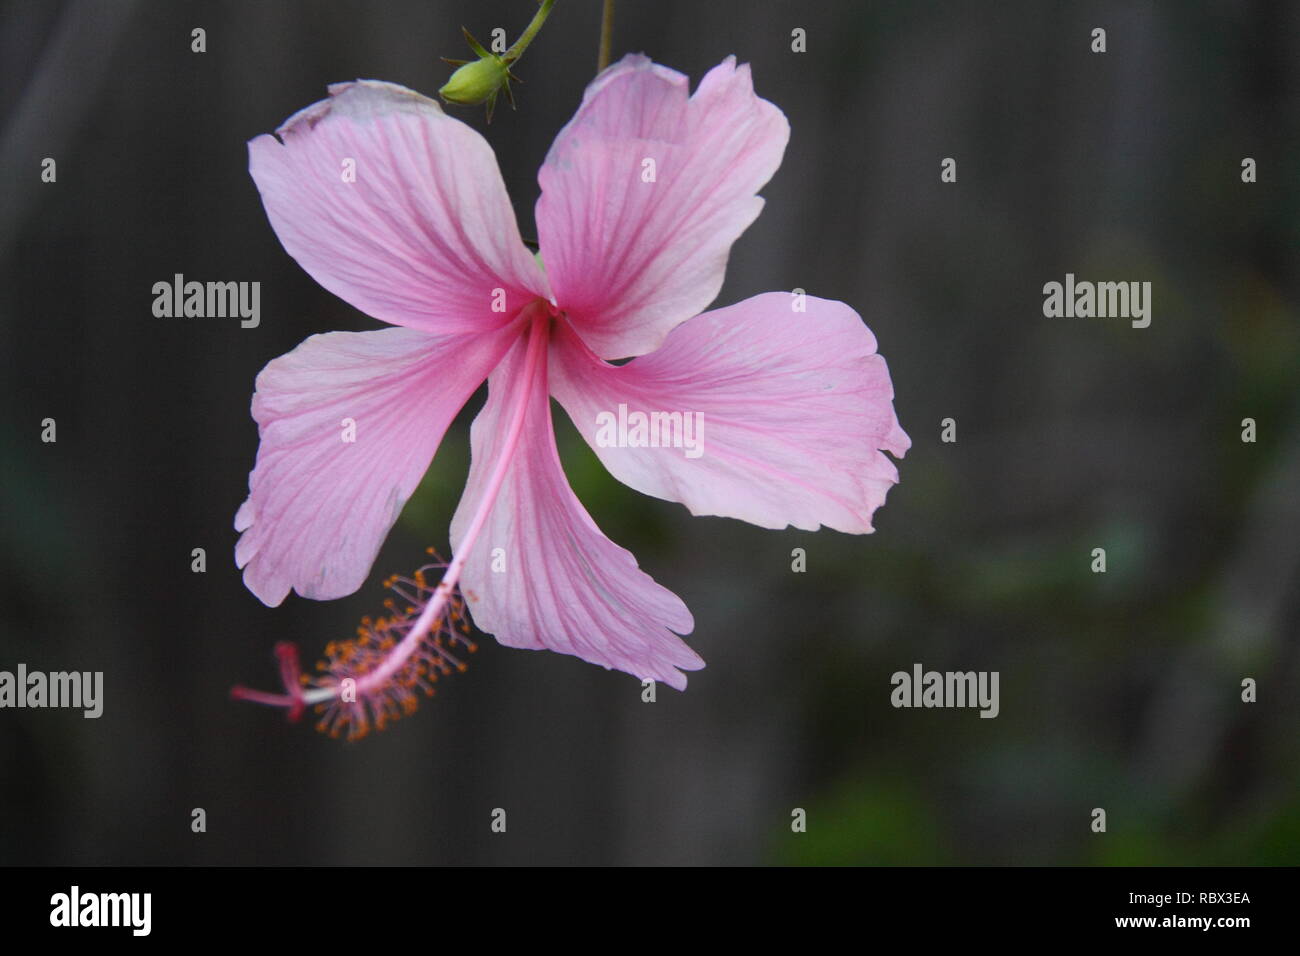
438,55,510,108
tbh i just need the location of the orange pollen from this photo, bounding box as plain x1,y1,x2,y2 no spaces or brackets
309,549,476,741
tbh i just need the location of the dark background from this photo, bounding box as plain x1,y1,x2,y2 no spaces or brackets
1,0,1297,865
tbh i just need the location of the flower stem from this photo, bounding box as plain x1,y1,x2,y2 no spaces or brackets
505,0,557,63
597,0,615,72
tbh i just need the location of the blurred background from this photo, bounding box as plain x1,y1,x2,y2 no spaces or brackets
1,0,1297,865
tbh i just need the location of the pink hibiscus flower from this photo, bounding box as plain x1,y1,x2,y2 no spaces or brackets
232,55,909,729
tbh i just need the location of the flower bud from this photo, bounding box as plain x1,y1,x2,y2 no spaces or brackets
439,55,510,108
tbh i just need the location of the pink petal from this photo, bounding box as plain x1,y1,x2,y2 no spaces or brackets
250,80,547,335
236,324,520,606
450,333,702,689
535,55,788,359
549,293,911,534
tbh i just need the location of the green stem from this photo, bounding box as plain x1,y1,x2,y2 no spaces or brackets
505,0,556,63
597,0,615,72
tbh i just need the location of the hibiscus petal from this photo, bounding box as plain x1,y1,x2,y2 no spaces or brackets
450,333,702,690
536,55,789,359
550,293,911,534
236,324,519,606
249,80,547,335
